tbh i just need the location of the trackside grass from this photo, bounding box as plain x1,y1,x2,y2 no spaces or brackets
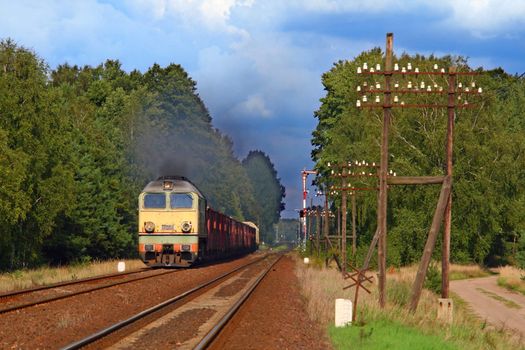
497,265,525,296
329,318,459,350
295,254,524,350
0,259,146,293
449,264,492,280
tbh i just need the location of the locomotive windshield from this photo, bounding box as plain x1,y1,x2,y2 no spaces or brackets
170,193,194,209
143,193,166,208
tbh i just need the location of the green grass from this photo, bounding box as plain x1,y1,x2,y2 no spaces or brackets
449,270,491,281
329,318,459,350
476,287,522,309
497,276,525,296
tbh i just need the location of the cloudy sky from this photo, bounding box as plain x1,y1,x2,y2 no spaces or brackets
1,0,525,217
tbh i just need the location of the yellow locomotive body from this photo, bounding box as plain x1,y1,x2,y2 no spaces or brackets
138,176,206,267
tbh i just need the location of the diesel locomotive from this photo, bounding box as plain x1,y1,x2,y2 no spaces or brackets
138,176,258,267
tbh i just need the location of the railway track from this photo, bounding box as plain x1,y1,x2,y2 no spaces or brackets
61,253,283,350
0,268,179,315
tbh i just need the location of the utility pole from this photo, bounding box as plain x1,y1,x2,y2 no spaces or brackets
442,67,456,299
341,173,348,273
377,32,393,308
355,32,482,311
352,192,357,256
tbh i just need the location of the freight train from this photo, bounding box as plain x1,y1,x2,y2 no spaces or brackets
138,176,259,267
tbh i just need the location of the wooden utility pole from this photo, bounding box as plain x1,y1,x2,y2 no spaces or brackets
351,192,357,256
324,192,329,244
355,32,481,312
409,176,451,311
378,32,393,308
442,67,456,298
341,176,348,272
316,207,321,256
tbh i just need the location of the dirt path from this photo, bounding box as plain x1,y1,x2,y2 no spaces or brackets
451,276,525,338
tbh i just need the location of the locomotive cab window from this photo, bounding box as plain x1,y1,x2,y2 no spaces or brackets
170,193,194,209
143,193,166,209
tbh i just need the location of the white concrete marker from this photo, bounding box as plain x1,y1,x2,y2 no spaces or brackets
117,261,125,272
303,257,310,264
335,298,352,327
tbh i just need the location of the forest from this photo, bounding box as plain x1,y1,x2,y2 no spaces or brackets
0,39,285,270
312,48,525,268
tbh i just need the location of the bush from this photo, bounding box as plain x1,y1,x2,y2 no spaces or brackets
424,263,441,295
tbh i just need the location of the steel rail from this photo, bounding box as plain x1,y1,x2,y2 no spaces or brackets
194,253,284,350
61,254,270,350
0,269,178,315
0,268,150,299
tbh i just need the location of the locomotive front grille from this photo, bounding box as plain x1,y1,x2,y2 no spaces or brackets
162,244,174,254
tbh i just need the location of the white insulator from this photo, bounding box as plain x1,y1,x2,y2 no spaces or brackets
433,63,438,70
458,82,463,88
407,81,413,88
401,67,406,73
441,68,445,73
394,82,399,88
471,81,476,87
376,82,381,89
357,67,362,74
420,81,425,89
394,63,399,71
376,63,381,71
362,95,367,102
363,62,368,70
427,85,431,91
394,95,399,103
400,101,405,105
375,96,380,103
370,68,375,73
356,100,361,107
478,87,483,93
407,62,412,70
415,67,419,73
465,87,470,92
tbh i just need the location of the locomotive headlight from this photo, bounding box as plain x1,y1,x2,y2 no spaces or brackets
181,221,192,233
144,221,155,233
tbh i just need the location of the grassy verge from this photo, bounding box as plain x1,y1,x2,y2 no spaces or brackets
329,318,459,350
450,264,492,280
496,266,525,296
0,259,146,293
295,255,524,350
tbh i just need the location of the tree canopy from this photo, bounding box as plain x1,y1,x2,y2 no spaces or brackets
242,150,286,242
0,39,285,270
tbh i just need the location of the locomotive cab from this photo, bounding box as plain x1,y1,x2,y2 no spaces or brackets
138,176,206,267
